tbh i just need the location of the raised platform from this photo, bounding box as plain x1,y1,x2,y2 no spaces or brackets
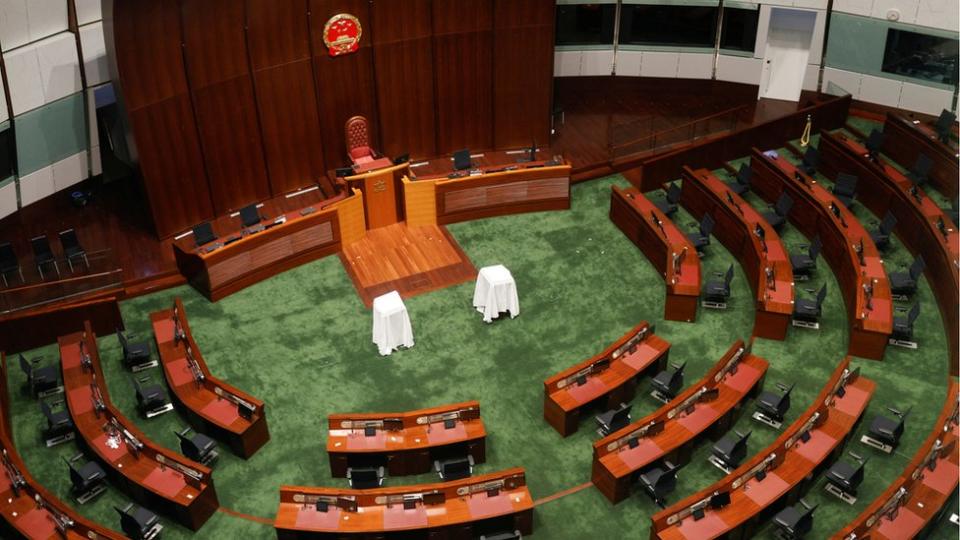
339,224,477,308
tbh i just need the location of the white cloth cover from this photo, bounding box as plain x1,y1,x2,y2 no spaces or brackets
472,265,520,323
372,290,414,356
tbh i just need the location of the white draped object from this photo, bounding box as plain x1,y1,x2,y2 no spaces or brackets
372,291,414,356
472,265,520,323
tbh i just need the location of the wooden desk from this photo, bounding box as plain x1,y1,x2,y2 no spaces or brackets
818,130,960,374
882,113,959,200
750,149,893,359
173,189,365,301
402,149,571,227
151,298,270,458
326,401,485,477
834,380,959,540
274,468,533,539
609,186,701,322
60,322,219,530
344,162,410,229
0,353,125,540
543,321,670,437
679,167,795,339
593,340,768,504
652,357,875,540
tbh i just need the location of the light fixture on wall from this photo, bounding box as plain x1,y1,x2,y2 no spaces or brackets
886,9,901,21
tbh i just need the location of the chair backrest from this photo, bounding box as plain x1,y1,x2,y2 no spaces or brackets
803,146,820,167
815,284,827,308
775,193,793,217
131,377,144,397
879,212,897,234
116,329,129,351
673,361,687,378
795,503,817,534
192,222,216,247
835,173,858,196
610,403,632,426
40,400,54,421
911,154,933,180
723,264,734,286
30,235,53,259
906,302,921,325
344,116,370,154
18,354,31,376
239,204,260,228
352,467,379,484
866,130,884,153
700,214,715,236
935,109,956,134
737,163,751,186
809,236,822,259
909,256,926,279
666,182,681,203
59,229,81,252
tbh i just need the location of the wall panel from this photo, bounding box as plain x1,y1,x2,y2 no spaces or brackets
181,0,269,213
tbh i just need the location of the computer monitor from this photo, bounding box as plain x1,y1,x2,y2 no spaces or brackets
710,491,731,508
192,222,216,248
453,149,472,171
628,437,639,449
575,374,587,386
239,204,261,228
393,153,409,165
335,167,354,177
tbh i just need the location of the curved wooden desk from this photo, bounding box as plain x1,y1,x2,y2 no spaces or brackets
402,151,572,227
151,298,269,458
610,185,701,322
882,113,959,200
651,357,875,540
818,130,960,374
173,189,364,301
680,166,795,340
274,468,533,539
0,353,125,540
834,380,959,540
544,321,670,436
59,322,219,530
592,340,768,504
345,162,410,229
326,401,485,477
750,148,893,359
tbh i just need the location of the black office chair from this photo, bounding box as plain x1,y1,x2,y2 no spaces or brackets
655,183,681,217
934,109,956,143
239,204,261,228
799,146,820,176
347,466,385,489
18,353,60,398
595,403,632,437
727,163,751,196
825,452,867,502
30,235,59,280
480,531,522,540
864,406,911,453
639,461,678,507
790,237,821,280
891,302,920,345
773,499,817,539
864,129,884,160
755,382,794,427
175,427,219,466
0,242,24,286
132,376,173,418
831,173,858,209
652,362,686,401
687,214,715,254
793,284,827,328
65,453,107,504
703,264,734,309
435,455,474,481
906,154,933,187
869,212,897,251
115,503,162,540
763,192,793,231
889,256,925,299
453,148,472,171
40,399,75,447
117,329,154,371
59,229,89,272
711,430,750,471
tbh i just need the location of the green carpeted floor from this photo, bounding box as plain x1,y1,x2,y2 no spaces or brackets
4,168,956,539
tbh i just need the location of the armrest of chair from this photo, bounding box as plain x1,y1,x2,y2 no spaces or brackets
886,407,903,416
803,288,815,294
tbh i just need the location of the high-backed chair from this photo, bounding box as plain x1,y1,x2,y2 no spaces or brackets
176,427,219,466
0,242,23,286
863,406,910,453
870,212,897,251
58,229,89,272
30,235,59,280
891,302,920,346
703,264,734,309
773,500,817,539
435,455,474,481
790,237,821,280
115,503,162,540
655,183,681,217
347,466,385,489
687,214,714,254
864,129,884,160
651,362,686,401
345,115,375,165
711,430,750,472
799,146,820,176
19,353,60,398
65,453,107,504
825,452,867,503
639,461,678,507
906,154,933,187
763,192,793,231
117,329,155,371
889,256,925,299
831,173,858,209
727,163,751,195
755,382,794,428
793,284,827,328
40,399,75,447
132,375,173,418
934,109,956,143
595,403,632,437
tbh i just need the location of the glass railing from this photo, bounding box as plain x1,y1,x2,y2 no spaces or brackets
0,249,124,315
823,81,852,98
609,104,750,160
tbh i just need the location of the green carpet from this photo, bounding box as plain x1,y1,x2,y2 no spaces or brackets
4,171,956,539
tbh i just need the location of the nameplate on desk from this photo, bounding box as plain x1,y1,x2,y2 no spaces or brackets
202,243,223,254
300,207,316,216
223,236,241,247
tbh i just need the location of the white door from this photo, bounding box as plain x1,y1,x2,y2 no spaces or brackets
759,8,818,101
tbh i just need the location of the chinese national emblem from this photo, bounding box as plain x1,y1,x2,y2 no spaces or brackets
323,14,362,57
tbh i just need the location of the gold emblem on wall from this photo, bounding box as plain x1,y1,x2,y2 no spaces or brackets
373,179,387,193
323,14,362,57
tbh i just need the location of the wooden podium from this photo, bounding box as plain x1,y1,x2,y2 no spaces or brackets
345,160,410,229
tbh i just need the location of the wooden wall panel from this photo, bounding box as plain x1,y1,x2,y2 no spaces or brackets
181,0,270,214
310,0,379,170
111,0,213,238
246,0,326,194
432,0,493,153
371,0,436,159
493,0,554,148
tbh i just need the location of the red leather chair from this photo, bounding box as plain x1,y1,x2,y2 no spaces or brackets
345,116,375,165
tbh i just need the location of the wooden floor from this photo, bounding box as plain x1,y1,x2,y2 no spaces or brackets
339,223,477,308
